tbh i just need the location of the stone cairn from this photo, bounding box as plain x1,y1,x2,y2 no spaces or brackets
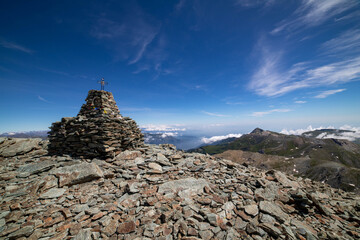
48,90,144,159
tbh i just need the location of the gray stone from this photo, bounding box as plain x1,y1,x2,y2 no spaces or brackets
259,213,276,223
259,201,289,223
53,162,103,187
291,219,317,239
7,225,34,238
17,160,55,174
259,223,282,238
274,171,300,188
148,162,163,172
0,218,5,228
206,213,218,226
158,177,209,195
40,188,66,199
156,153,172,166
244,204,259,216
199,230,214,240
73,229,92,240
0,138,42,157
116,150,142,160
73,204,90,213
226,228,241,240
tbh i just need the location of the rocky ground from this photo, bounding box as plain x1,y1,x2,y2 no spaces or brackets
0,137,359,240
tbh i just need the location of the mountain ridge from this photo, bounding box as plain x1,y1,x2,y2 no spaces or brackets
189,128,360,192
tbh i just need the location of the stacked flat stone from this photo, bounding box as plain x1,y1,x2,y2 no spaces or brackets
48,90,144,159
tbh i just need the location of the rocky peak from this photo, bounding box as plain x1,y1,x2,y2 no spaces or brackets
250,128,265,134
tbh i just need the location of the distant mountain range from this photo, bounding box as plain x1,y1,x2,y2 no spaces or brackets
0,130,202,150
189,128,360,192
0,130,48,139
143,132,201,150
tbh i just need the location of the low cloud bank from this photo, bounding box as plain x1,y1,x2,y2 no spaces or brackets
281,125,360,141
280,125,335,135
201,133,242,144
141,124,186,132
161,132,178,138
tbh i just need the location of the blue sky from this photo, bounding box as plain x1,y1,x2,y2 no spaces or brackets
1,0,360,135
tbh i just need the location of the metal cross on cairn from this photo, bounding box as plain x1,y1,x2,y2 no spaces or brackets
98,78,108,90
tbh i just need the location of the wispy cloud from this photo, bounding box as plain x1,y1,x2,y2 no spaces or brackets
248,43,360,97
0,40,34,54
38,67,71,77
202,111,230,117
272,0,358,34
91,14,159,65
175,0,186,12
314,89,346,98
295,100,306,104
132,65,150,74
251,108,291,117
201,133,243,144
222,96,244,105
321,29,360,56
234,0,275,8
38,96,51,103
128,31,158,65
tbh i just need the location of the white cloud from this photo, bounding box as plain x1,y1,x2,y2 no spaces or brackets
38,96,51,103
316,126,360,141
249,43,360,97
272,0,357,34
281,125,335,135
201,133,243,144
295,100,306,104
141,124,186,132
91,15,159,65
161,132,178,138
321,29,360,55
202,111,230,117
234,0,275,8
314,89,346,98
128,31,158,64
251,108,291,117
0,40,34,54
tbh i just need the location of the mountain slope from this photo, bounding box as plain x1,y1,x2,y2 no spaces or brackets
190,128,360,192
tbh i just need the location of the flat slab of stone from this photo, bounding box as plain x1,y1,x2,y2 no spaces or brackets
244,204,259,216
158,177,209,196
40,188,66,199
17,161,55,175
259,201,289,223
53,162,103,187
0,138,42,157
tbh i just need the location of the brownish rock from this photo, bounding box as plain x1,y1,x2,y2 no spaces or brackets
117,221,136,234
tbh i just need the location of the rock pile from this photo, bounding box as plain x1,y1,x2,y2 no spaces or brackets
0,138,359,240
48,90,144,159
